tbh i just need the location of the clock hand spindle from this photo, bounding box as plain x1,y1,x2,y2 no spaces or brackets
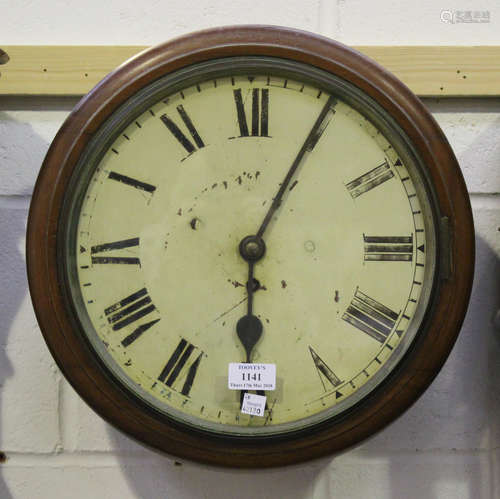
256,95,336,238
236,237,265,363
236,237,266,407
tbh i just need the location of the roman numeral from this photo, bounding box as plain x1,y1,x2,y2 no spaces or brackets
120,318,160,347
91,237,140,265
105,288,156,334
346,160,394,198
343,289,399,343
233,88,269,137
108,171,156,193
160,105,205,154
157,338,203,397
309,346,342,391
364,235,413,262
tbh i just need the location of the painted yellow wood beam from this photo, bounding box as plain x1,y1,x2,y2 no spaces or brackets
1,45,499,97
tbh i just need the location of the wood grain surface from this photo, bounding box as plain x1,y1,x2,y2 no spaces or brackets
1,44,500,96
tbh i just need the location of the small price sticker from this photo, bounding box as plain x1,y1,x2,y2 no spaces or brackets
228,363,276,390
241,393,266,417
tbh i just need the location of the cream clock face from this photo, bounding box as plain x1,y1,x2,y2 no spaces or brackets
64,59,437,436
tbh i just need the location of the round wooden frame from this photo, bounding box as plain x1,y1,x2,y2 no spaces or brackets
27,25,474,467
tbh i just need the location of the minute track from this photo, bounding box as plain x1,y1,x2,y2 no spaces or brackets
73,76,431,434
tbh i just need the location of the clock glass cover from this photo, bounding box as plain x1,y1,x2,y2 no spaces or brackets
61,58,438,436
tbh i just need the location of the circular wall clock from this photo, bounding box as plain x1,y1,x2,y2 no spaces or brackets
27,26,474,467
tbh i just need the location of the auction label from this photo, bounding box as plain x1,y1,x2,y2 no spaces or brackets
228,363,276,390
241,393,267,417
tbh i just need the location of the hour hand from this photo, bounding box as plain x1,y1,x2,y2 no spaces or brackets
236,313,263,363
235,233,266,410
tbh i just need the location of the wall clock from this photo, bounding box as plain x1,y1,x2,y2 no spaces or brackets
27,26,474,467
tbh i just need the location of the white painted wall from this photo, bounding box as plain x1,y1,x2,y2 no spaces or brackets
1,1,499,497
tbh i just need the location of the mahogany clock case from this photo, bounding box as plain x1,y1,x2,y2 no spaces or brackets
26,26,474,467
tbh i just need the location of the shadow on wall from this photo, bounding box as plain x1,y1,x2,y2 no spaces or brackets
0,210,18,497
0,190,23,497
384,233,500,499
0,110,54,498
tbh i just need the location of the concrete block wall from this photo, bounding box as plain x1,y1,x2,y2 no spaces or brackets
1,1,499,497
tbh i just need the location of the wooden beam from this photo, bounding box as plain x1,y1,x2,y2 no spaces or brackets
1,45,499,97
358,45,500,97
0,46,143,96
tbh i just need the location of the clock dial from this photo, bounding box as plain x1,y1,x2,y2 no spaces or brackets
65,62,436,436
28,27,474,467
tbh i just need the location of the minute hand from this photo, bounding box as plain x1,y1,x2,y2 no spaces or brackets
256,95,336,238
